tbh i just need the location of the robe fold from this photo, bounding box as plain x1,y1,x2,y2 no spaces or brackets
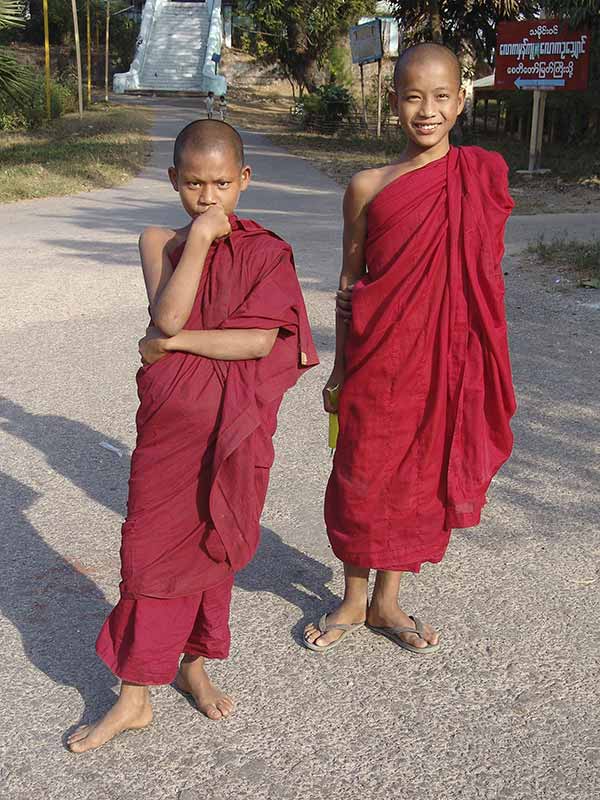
325,146,516,571
121,216,318,600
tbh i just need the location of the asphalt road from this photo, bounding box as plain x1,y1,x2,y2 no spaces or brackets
1,100,599,800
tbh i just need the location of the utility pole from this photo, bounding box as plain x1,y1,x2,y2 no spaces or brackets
42,0,51,118
71,0,84,118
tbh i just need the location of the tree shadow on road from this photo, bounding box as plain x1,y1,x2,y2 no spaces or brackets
0,472,117,741
237,527,338,644
0,396,130,517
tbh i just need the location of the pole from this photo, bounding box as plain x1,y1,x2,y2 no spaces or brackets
86,0,92,106
527,7,548,173
105,0,111,103
360,63,368,129
71,0,84,118
42,0,51,119
527,89,546,172
376,58,382,138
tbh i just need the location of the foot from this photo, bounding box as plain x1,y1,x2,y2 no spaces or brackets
67,690,153,753
304,601,367,649
176,658,234,720
366,604,439,649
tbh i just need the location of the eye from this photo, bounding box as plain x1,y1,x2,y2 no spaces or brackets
218,181,231,189
437,93,450,99
405,94,420,101
188,181,200,188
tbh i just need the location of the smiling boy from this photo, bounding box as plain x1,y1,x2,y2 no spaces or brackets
305,43,516,653
68,119,317,751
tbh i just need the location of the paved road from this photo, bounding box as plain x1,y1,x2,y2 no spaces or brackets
1,101,599,800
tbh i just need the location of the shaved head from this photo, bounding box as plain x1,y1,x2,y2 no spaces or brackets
394,43,462,90
173,119,245,170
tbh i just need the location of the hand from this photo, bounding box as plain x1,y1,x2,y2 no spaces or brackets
138,329,169,366
336,285,354,324
191,205,232,243
323,367,345,413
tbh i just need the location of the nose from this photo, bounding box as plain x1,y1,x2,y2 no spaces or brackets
199,188,217,206
419,98,436,117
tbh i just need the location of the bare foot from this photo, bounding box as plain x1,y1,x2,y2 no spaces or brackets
367,604,439,649
303,601,367,649
176,657,234,720
67,686,153,754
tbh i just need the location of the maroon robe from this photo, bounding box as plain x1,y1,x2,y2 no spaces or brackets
325,146,516,571
117,215,317,600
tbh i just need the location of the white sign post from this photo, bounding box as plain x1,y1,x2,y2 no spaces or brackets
349,19,383,135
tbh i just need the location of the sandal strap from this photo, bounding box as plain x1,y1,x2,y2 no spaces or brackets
318,614,362,634
376,617,425,637
409,616,424,637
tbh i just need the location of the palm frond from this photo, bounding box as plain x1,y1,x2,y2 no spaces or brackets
0,0,27,31
0,46,34,106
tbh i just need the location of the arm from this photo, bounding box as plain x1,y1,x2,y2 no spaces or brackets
323,174,370,411
141,207,231,337
139,327,279,363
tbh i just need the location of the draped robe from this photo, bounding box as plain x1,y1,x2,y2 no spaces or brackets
120,216,318,600
325,146,516,571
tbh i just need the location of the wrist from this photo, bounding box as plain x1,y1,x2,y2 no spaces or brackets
188,220,214,246
163,334,179,352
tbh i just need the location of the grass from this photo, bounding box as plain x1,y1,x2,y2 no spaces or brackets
528,235,600,288
0,105,153,203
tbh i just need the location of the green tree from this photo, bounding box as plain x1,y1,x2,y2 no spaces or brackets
241,0,376,95
0,0,34,104
388,0,537,71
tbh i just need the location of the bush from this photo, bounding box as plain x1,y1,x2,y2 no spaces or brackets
0,68,77,130
297,84,354,134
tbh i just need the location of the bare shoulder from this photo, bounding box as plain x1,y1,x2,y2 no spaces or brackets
138,225,179,257
345,165,399,211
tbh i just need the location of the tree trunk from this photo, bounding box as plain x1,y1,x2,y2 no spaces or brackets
428,0,443,43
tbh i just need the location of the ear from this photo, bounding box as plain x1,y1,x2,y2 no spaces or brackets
456,87,466,116
168,166,179,193
239,165,252,193
388,90,399,116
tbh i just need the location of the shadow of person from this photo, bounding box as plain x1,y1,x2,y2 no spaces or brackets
236,527,338,644
0,472,117,739
0,396,130,517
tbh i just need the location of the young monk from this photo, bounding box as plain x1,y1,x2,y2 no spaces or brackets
68,119,317,751
304,43,516,653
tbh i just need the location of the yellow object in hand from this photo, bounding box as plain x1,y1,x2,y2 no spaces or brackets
327,385,340,452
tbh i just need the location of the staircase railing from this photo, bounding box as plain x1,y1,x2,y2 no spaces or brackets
113,0,166,93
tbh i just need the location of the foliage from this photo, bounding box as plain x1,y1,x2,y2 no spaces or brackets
296,83,355,132
327,44,353,88
0,0,36,105
4,0,139,83
238,0,376,95
0,68,77,129
387,0,537,70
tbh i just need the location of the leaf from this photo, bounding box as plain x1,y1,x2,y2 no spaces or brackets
0,0,26,31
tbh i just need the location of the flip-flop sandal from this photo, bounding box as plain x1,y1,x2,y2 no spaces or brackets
366,615,440,655
303,613,364,653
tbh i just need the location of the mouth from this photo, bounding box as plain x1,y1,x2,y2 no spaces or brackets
413,122,442,134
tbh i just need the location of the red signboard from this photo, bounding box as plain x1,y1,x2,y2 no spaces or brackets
495,20,590,91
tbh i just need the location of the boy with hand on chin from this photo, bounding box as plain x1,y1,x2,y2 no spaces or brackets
68,119,317,752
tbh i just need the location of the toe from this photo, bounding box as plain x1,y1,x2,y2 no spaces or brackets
67,726,90,744
216,698,233,717
205,704,223,720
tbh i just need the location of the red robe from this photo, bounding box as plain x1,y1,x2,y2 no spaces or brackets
325,146,516,572
120,216,318,600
